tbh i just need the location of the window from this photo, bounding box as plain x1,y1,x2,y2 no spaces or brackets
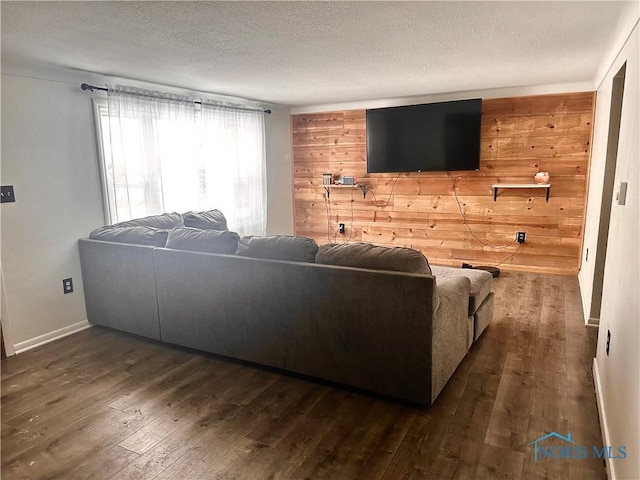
92,88,266,236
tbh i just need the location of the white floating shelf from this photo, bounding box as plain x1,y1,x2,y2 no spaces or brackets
322,184,369,198
492,183,551,202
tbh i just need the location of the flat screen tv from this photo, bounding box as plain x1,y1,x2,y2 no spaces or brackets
366,98,482,173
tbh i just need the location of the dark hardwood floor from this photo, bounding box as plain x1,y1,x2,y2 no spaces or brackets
1,272,604,479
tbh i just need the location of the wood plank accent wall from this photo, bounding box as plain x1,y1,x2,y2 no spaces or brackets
291,92,595,275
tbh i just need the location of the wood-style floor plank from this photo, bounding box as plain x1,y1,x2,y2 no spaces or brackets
1,272,605,479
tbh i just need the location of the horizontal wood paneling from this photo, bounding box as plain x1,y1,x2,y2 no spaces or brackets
292,93,595,274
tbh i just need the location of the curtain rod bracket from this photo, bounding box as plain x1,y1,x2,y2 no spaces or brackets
81,83,107,93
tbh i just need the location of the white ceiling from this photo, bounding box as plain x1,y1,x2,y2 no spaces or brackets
1,1,637,106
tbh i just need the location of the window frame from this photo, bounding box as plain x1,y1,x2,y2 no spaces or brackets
91,98,113,224
91,95,266,234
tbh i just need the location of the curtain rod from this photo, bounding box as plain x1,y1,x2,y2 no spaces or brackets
80,83,271,114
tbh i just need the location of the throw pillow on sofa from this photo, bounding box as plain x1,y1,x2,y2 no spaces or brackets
89,226,169,247
316,242,432,275
113,212,184,229
182,210,228,231
165,227,239,254
236,235,318,263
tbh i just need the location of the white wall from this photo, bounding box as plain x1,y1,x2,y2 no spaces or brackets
1,68,105,349
0,58,292,352
265,108,294,235
587,22,639,480
579,12,640,322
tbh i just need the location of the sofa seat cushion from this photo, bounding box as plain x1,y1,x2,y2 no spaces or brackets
431,266,492,315
236,235,318,263
113,212,184,229
89,226,169,247
182,210,228,231
316,242,431,275
166,227,239,254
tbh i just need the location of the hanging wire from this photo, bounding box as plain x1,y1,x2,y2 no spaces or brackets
344,185,355,244
324,189,332,243
448,171,517,249
494,244,523,267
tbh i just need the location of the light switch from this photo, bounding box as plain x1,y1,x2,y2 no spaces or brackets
618,182,628,205
0,185,15,203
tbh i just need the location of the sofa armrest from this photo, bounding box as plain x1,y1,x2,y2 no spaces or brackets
431,276,471,402
79,239,162,340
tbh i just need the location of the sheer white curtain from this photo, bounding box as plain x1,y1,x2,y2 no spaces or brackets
199,102,266,236
105,86,197,221
103,85,267,235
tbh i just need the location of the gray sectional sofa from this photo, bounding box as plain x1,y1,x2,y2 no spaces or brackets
78,211,493,405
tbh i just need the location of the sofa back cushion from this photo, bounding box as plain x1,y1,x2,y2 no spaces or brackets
89,226,169,247
182,210,228,231
165,227,239,254
316,242,432,275
236,235,318,263
114,212,184,229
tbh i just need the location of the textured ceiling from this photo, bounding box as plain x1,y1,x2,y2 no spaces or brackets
1,1,637,106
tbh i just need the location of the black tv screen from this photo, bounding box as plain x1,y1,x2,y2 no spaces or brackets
366,99,482,173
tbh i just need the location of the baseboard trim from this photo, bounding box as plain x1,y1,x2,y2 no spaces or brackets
593,358,614,480
587,317,600,327
13,320,92,355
